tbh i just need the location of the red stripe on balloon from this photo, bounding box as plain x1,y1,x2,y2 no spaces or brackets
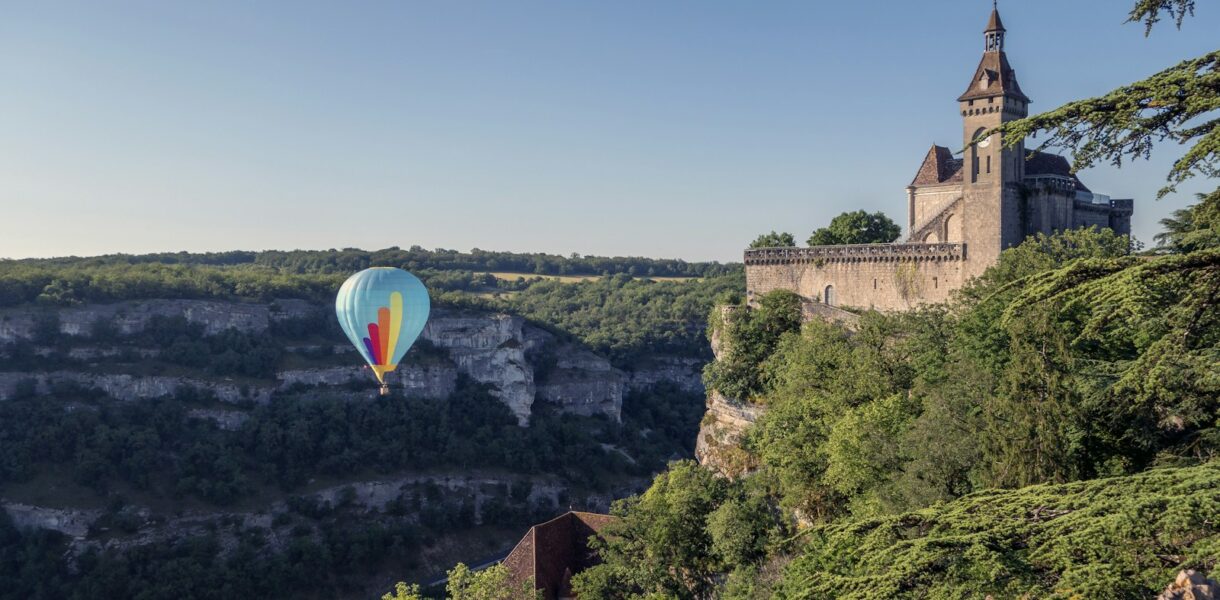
367,323,382,364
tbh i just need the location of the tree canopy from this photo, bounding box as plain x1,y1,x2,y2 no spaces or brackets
807,211,902,247
748,232,796,249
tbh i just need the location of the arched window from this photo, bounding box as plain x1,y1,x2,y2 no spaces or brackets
924,231,940,243
945,213,961,242
970,127,988,182
824,285,836,307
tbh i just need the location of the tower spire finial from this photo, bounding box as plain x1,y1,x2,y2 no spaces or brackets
984,5,1005,51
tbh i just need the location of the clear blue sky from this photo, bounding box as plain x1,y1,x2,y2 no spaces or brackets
2,1,1215,262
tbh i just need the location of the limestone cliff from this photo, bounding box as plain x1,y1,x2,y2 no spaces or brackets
423,312,536,424
0,300,700,426
694,391,764,477
694,308,765,477
536,347,626,421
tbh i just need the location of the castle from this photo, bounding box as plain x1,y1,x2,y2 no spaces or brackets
744,7,1133,312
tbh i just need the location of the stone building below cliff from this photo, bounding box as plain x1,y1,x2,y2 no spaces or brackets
745,7,1133,311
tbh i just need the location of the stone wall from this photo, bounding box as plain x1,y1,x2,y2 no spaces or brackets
745,243,966,311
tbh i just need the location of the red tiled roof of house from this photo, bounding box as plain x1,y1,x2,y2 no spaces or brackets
502,511,618,600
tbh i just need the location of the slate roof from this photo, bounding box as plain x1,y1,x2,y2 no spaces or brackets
911,146,1090,192
985,7,1005,32
958,51,1029,102
1025,150,1091,191
911,145,964,186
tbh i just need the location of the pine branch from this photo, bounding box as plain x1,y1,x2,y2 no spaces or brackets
1127,0,1195,35
993,50,1220,200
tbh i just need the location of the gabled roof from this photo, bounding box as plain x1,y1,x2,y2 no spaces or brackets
502,511,618,600
1025,150,1091,192
958,51,1029,102
911,145,964,186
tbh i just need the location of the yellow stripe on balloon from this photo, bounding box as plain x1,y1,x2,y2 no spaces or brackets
385,291,404,367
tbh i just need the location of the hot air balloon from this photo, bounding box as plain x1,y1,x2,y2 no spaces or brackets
335,267,430,395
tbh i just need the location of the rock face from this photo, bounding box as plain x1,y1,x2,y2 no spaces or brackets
277,364,457,400
423,312,536,425
1159,570,1220,600
695,391,765,478
2,503,102,539
1,300,704,426
186,408,251,431
2,470,645,556
625,356,705,395
0,371,274,404
537,348,626,421
695,312,764,477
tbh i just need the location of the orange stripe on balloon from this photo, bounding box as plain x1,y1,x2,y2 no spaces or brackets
377,307,391,366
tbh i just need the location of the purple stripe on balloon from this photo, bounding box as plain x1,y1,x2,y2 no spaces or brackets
362,337,377,362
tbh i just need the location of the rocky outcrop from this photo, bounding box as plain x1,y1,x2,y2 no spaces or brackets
0,298,320,344
301,473,569,521
625,356,705,395
277,364,457,400
186,408,251,431
0,371,273,404
537,348,625,421
423,312,536,425
694,317,764,476
2,503,101,539
1159,570,1220,600
695,391,764,478
536,348,624,419
3,470,645,560
0,301,721,426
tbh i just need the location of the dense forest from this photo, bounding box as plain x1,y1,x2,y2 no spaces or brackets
575,215,1220,598
0,382,704,600
0,248,743,365
0,248,731,598
3,246,735,278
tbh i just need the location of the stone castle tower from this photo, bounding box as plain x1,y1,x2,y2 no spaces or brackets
745,6,1133,312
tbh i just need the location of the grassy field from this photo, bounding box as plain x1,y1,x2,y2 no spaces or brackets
482,272,699,283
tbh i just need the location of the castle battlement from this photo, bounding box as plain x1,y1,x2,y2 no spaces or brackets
744,243,966,266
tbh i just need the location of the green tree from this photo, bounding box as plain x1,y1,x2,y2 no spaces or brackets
706,483,783,568
382,582,425,600
1157,192,1220,252
993,1,1217,205
807,211,901,246
702,290,803,401
572,461,730,599
446,563,539,600
748,231,796,248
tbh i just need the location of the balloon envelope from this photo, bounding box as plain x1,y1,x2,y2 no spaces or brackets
335,268,430,385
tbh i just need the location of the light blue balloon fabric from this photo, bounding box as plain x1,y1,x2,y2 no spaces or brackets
334,267,430,372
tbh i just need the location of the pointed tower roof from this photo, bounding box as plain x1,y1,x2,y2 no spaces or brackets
985,7,1005,32
958,7,1029,102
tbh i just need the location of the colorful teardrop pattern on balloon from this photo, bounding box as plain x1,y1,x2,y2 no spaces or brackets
360,291,404,367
